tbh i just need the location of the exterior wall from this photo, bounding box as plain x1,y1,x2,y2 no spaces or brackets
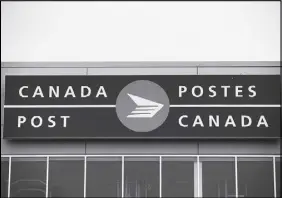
1,62,280,155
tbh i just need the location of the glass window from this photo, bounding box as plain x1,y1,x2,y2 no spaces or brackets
1,158,9,198
10,157,47,197
201,157,235,198
238,157,274,197
276,157,280,198
162,157,195,197
48,157,84,197
124,157,159,198
86,157,122,197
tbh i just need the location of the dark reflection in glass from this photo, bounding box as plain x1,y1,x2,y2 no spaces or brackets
10,158,46,198
48,157,84,197
162,157,195,197
276,157,280,198
86,157,122,197
1,158,9,198
201,157,235,198
238,157,274,198
124,157,159,198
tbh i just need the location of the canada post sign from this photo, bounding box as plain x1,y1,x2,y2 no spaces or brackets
3,75,281,139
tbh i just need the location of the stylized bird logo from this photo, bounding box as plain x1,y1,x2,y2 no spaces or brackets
127,93,164,118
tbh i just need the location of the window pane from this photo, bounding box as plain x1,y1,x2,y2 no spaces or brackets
276,157,280,198
1,158,9,198
124,157,159,198
86,157,122,197
238,157,274,197
48,157,84,197
162,157,195,197
201,157,235,198
10,158,46,197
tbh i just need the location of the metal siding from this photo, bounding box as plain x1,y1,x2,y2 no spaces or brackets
85,141,198,155
87,67,197,75
198,67,280,75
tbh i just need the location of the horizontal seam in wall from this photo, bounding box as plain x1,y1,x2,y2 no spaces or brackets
1,66,281,68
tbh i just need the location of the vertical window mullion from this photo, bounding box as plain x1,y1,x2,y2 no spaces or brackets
84,156,87,198
199,160,203,197
159,156,162,198
197,156,200,198
122,156,124,198
235,156,238,198
8,157,11,198
273,156,277,198
45,156,49,198
194,161,197,197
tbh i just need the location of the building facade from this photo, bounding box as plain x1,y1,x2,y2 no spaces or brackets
1,62,281,198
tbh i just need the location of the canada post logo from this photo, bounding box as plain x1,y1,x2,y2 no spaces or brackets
116,80,170,132
126,94,164,118
115,79,273,133
3,75,281,139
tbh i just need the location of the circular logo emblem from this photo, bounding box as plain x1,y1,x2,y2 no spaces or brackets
116,80,170,132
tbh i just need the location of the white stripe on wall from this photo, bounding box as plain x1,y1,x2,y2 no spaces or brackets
4,104,281,108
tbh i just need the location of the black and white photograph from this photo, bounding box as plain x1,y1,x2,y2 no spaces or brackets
1,1,281,198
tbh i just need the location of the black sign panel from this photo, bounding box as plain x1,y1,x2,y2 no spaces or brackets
3,75,281,139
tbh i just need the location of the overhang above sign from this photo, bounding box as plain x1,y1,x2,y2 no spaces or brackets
3,75,281,139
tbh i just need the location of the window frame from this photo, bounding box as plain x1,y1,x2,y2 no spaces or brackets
1,154,280,198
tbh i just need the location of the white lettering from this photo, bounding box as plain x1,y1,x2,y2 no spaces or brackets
19,86,28,98
193,115,204,127
81,86,91,98
235,86,243,97
242,115,252,127
257,116,269,127
48,116,56,128
209,85,216,98
31,116,43,128
96,86,107,98
177,114,269,128
64,86,76,98
221,86,230,97
49,86,59,98
209,115,219,127
248,85,256,97
179,86,187,97
61,116,70,127
33,86,44,98
225,115,236,127
179,115,188,127
18,116,26,128
192,86,203,98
